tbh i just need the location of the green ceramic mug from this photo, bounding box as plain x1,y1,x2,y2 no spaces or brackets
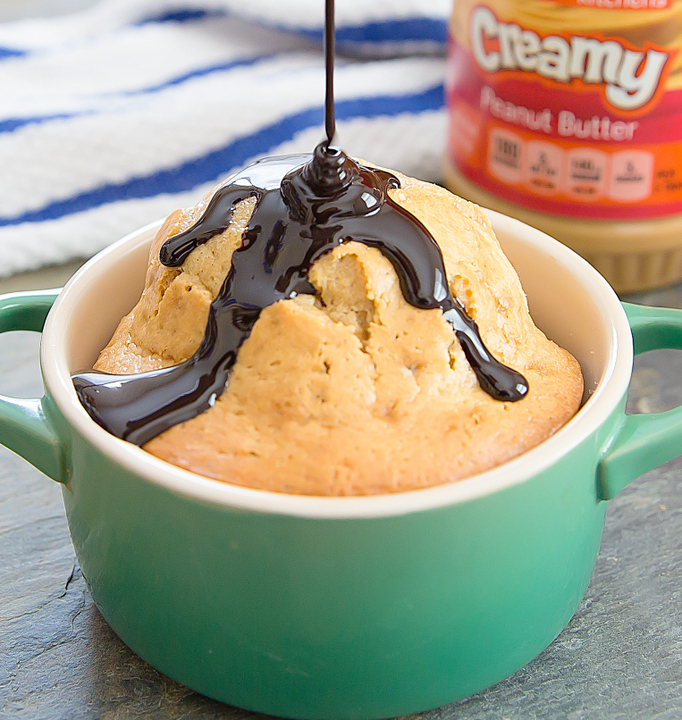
2,210,682,720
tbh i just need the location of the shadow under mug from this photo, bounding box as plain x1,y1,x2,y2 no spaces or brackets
1,209,682,719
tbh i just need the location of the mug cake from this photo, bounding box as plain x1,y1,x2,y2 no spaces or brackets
74,149,583,496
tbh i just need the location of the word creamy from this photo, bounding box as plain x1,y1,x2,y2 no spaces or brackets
471,6,669,110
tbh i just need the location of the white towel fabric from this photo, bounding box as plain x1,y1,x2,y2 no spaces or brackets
0,0,449,276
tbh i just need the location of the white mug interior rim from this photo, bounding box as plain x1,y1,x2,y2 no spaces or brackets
41,210,633,519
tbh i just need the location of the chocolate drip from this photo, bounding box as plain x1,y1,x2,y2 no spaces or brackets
72,0,528,445
73,146,528,445
324,0,336,145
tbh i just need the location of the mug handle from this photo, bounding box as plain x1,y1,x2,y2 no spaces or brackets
0,289,66,483
598,301,682,500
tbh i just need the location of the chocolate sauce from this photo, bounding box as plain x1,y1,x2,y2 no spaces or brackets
72,0,528,446
324,0,336,144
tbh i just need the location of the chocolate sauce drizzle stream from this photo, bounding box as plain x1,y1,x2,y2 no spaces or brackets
324,0,336,144
72,3,528,446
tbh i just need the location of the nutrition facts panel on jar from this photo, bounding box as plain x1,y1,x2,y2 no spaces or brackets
488,128,655,204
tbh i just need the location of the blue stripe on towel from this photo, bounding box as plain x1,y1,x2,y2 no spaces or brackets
0,84,443,227
0,47,25,59
134,7,446,45
305,19,447,45
134,8,226,25
0,55,271,135
0,112,92,134
0,13,446,66
0,9,228,63
116,54,272,96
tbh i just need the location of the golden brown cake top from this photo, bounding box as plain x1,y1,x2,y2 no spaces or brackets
94,166,583,495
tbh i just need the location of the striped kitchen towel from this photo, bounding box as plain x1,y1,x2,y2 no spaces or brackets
0,0,449,277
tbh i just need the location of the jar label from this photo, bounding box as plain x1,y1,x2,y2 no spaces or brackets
446,0,682,219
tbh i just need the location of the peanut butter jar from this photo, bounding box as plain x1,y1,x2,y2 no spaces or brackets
444,0,682,293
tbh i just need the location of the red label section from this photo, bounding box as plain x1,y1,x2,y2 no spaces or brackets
447,32,682,219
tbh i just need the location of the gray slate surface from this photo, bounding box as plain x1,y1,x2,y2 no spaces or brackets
1,285,681,720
